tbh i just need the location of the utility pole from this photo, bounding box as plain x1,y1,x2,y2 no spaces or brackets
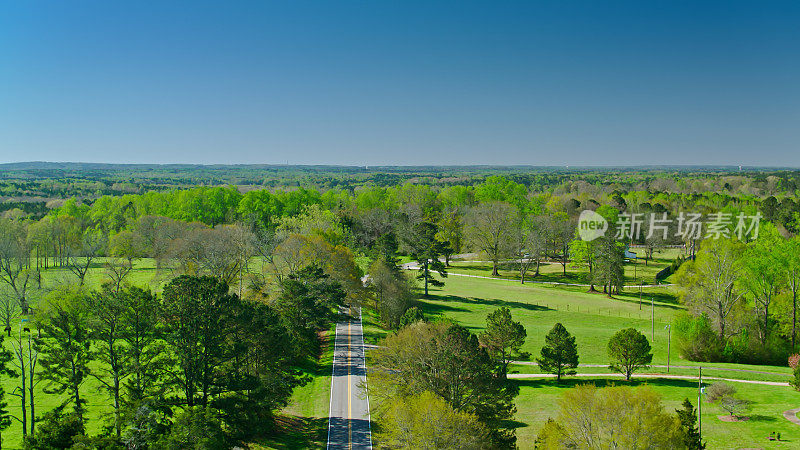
665,324,671,372
639,281,643,310
651,297,655,342
698,367,703,442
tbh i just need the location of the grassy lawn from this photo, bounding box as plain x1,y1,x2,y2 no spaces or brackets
415,275,679,364
512,377,800,449
406,274,800,449
447,247,684,285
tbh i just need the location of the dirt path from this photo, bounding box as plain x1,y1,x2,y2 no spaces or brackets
783,407,800,426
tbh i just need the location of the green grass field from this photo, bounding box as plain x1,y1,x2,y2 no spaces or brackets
408,274,799,449
447,247,685,285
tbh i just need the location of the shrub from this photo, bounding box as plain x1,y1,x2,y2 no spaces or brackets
154,406,230,449
674,313,789,366
398,306,426,328
674,313,723,361
23,407,85,449
705,382,736,403
789,353,800,369
722,328,790,366
791,365,800,392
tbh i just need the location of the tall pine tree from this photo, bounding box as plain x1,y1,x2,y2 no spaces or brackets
536,323,578,382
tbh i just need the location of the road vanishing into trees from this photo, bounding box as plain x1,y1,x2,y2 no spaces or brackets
327,308,372,449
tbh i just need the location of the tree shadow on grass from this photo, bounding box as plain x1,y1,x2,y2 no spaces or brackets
420,293,552,313
747,414,778,422
251,415,328,449
607,293,684,310
414,295,471,314
500,418,529,431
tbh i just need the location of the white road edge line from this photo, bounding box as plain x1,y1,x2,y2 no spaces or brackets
360,307,373,449
326,318,339,450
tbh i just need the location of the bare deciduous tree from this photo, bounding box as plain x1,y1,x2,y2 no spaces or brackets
0,289,20,336
65,230,107,286
464,202,516,277
0,219,33,313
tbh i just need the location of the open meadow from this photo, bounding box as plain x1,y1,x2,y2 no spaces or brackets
395,271,799,449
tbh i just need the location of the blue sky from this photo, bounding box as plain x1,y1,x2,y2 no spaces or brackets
0,1,798,166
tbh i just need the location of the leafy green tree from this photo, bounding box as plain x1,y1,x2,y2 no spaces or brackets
121,405,168,450
36,288,94,423
676,399,705,450
592,237,625,296
375,391,491,449
88,286,128,438
119,287,163,406
607,328,652,381
780,235,800,350
402,221,448,296
398,307,425,328
89,285,162,438
536,323,578,382
22,407,85,450
741,224,786,344
273,265,346,358
215,300,301,434
371,321,518,447
435,208,464,267
479,307,527,376
276,204,346,245
237,189,283,227
160,276,239,407
368,257,414,329
153,406,229,450
9,320,39,437
791,365,800,392
537,384,682,449
569,239,597,288
673,313,723,362
675,238,746,339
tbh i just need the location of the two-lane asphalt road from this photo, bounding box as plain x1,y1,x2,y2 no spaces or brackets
327,308,372,449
